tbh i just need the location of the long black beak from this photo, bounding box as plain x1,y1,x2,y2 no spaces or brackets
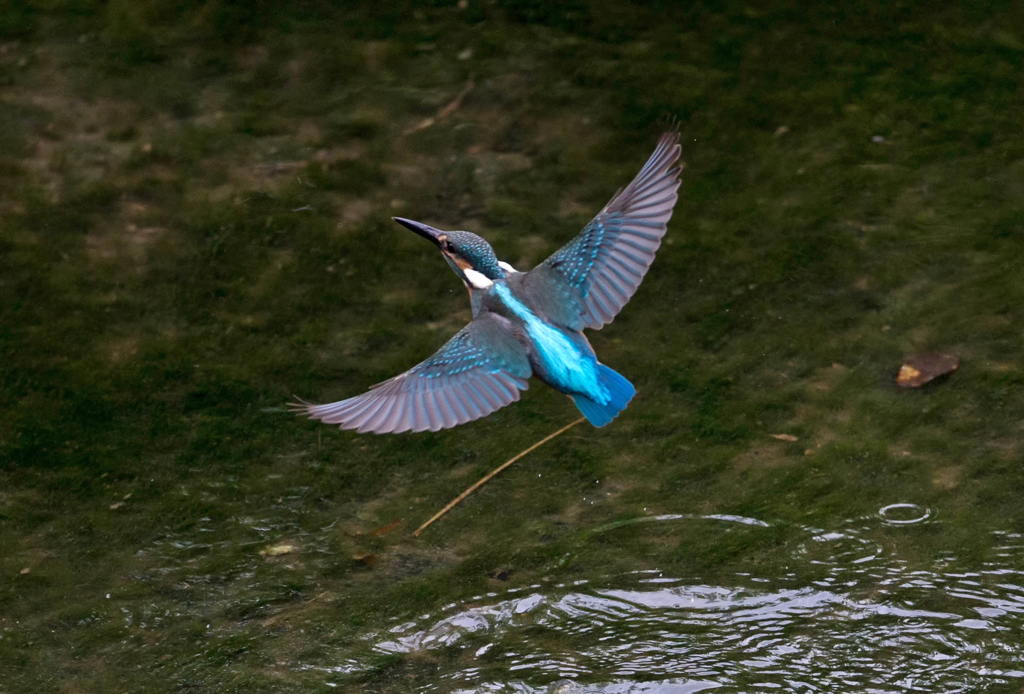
393,217,444,247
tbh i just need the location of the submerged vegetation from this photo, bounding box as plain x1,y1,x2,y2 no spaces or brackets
2,1,1024,690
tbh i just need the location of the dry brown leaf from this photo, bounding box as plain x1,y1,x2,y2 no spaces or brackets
370,518,405,537
770,433,798,442
353,551,377,566
897,353,959,388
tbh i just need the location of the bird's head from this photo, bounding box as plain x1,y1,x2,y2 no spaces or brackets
393,217,514,290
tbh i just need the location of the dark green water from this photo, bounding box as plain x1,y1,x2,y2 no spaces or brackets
2,2,1024,691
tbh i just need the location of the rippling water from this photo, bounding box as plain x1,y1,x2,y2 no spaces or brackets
308,509,1024,692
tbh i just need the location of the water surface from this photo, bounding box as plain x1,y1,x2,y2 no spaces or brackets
2,3,1024,692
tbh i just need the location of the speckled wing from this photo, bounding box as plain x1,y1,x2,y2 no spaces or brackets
529,131,682,330
293,313,531,434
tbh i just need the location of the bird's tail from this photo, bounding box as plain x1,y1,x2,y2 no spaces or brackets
572,364,636,427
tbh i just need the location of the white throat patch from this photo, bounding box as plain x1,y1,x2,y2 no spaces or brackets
463,268,494,289
498,261,518,274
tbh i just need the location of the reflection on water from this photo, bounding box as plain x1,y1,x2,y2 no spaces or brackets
877,503,933,526
313,510,1024,692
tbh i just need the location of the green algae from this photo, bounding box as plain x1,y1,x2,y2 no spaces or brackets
2,1,1024,691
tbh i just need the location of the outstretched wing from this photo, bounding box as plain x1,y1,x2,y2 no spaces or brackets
527,131,682,330
293,313,531,434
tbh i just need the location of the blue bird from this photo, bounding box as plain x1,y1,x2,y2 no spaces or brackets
295,132,682,433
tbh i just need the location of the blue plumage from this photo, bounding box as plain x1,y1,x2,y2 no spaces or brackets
295,131,682,434
491,283,603,403
571,365,636,427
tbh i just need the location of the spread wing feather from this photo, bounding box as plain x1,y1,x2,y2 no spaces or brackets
530,131,682,330
293,313,531,434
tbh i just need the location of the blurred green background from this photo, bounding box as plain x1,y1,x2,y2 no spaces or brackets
2,1,1023,691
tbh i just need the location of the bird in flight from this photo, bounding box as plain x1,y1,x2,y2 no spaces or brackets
294,131,682,433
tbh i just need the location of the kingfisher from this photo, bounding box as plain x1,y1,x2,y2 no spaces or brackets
294,131,682,433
